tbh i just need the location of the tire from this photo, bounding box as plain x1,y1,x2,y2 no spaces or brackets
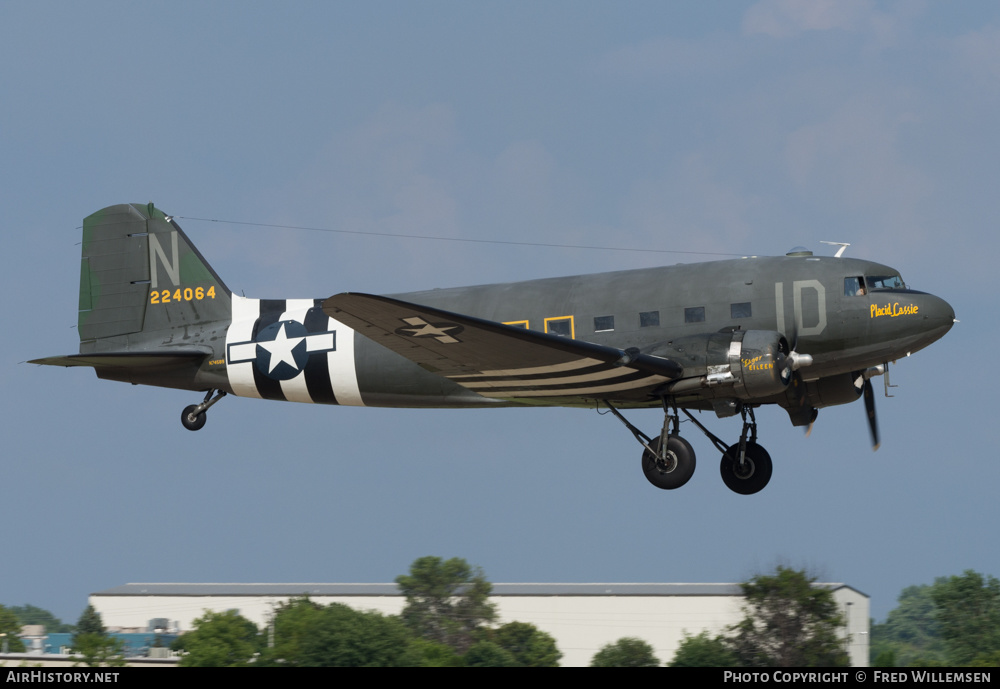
181,405,207,431
720,442,772,495
641,434,696,490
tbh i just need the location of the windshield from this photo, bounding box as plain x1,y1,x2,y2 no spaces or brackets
867,274,905,290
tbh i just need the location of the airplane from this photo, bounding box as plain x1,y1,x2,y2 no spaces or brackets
31,203,956,494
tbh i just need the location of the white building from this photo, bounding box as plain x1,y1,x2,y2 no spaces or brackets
91,582,869,667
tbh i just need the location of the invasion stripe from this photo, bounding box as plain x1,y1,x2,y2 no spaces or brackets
477,374,667,398
251,299,288,402
447,361,612,384
227,296,263,399
446,357,603,379
458,366,641,389
277,300,316,404
303,302,339,405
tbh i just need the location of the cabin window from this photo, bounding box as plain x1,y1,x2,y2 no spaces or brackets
545,316,574,338
504,320,529,329
731,302,751,319
684,306,705,323
640,311,660,328
844,277,866,297
594,315,614,332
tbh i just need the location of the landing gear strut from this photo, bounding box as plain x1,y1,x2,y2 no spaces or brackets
604,399,696,490
181,389,226,431
603,400,773,494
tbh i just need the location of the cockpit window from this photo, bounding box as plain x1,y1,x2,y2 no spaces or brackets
867,275,905,290
844,277,866,297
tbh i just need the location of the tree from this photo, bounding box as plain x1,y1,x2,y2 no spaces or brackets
727,567,848,667
8,605,72,633
173,610,260,667
71,634,126,668
668,630,737,667
488,621,561,667
75,605,105,635
396,556,496,653
70,605,124,667
291,604,417,667
463,640,518,667
590,637,660,667
0,605,26,653
929,570,1000,665
870,584,946,666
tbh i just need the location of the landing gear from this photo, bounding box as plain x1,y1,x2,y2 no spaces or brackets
604,399,697,490
711,405,772,495
720,442,772,495
602,398,775,494
642,434,696,490
180,389,226,431
181,405,208,431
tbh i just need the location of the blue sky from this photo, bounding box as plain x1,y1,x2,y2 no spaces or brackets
3,1,997,629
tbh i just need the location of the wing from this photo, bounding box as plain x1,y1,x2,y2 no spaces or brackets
322,293,682,403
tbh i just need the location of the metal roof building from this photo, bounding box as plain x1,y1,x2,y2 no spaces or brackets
91,582,869,666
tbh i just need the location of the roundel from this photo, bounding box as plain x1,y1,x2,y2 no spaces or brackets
254,320,311,380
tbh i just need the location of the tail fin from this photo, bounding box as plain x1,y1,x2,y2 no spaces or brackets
77,203,231,353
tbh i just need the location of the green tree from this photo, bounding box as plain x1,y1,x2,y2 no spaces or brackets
929,570,1000,666
590,637,660,667
0,605,26,653
727,567,848,667
173,610,260,667
870,584,946,666
668,630,737,667
488,621,561,667
463,640,517,667
291,603,417,667
70,605,124,667
71,634,126,668
396,556,496,653
8,605,72,633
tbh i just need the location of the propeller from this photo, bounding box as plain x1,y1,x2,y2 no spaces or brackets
855,367,884,451
863,377,880,451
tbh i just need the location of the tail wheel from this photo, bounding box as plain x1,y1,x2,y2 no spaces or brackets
181,405,207,431
720,442,772,495
641,435,696,490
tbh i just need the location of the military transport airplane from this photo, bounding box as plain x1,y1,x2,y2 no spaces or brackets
32,203,956,494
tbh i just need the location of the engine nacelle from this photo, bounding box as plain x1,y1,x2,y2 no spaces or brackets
804,373,864,409
648,330,791,400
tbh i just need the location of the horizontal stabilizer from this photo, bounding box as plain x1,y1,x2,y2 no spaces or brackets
29,351,208,370
323,293,681,401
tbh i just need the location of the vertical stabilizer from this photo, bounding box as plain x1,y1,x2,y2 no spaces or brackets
78,203,231,353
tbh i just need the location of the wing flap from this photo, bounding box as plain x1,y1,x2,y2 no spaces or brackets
322,293,681,401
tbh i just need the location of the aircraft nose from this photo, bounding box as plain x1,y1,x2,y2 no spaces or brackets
919,292,956,343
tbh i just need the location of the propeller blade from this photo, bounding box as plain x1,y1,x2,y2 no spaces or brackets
863,378,880,451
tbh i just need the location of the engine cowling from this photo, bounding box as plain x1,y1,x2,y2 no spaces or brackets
647,330,791,400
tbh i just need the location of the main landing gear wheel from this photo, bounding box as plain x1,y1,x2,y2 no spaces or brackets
720,442,772,495
642,435,696,490
181,405,207,431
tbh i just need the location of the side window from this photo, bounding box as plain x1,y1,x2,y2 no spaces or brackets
594,315,614,332
844,277,866,297
504,320,529,329
545,316,574,338
731,302,751,319
684,306,705,324
639,311,660,327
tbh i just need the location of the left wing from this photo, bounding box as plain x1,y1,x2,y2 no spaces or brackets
322,293,681,402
